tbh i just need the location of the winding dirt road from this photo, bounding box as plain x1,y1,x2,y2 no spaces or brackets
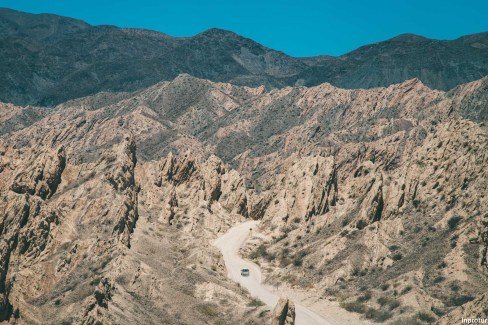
213,221,331,325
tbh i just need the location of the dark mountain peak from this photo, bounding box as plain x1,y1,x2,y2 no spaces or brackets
388,33,429,43
1,8,488,106
0,7,89,39
197,28,240,38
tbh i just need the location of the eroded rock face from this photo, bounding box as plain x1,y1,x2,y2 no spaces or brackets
271,297,295,325
0,74,487,324
10,146,66,199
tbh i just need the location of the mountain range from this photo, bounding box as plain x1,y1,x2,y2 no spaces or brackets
1,8,488,106
1,7,488,325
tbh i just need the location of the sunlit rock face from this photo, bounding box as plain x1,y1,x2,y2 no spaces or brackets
0,73,487,323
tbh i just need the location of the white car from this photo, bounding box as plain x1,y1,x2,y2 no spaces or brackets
240,268,250,276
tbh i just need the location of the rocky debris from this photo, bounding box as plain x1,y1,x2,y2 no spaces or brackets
270,297,295,325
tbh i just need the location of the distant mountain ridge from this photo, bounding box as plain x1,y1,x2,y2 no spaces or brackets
1,8,488,106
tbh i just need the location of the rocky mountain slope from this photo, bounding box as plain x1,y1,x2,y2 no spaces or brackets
0,74,487,324
1,8,488,106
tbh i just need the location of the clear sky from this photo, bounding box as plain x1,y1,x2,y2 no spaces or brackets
2,0,488,57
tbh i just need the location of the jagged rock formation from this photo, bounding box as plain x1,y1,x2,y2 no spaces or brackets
1,8,488,106
0,74,487,324
271,297,296,325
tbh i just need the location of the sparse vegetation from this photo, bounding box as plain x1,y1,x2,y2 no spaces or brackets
380,283,390,291
449,295,475,306
417,312,436,323
448,216,462,230
197,304,219,317
356,220,368,230
400,286,412,295
377,296,400,310
357,291,372,302
247,298,265,307
340,301,366,314
392,253,403,261
365,308,392,322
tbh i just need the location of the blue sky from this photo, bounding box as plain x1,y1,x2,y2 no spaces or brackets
2,0,488,57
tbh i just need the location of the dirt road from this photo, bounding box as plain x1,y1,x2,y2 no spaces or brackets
213,221,331,325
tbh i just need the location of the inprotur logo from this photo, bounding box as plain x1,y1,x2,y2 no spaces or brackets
461,318,488,324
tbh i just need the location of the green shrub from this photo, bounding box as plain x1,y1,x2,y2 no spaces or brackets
449,295,475,306
250,244,268,260
417,312,436,323
357,291,372,302
340,301,366,314
258,309,270,318
197,304,219,317
388,245,400,251
365,308,393,322
400,286,412,295
293,257,303,267
448,216,462,230
378,296,400,310
432,307,446,317
392,253,403,261
433,276,445,284
247,298,265,307
356,220,368,230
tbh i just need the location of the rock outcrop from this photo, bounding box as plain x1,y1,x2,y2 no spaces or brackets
271,297,296,325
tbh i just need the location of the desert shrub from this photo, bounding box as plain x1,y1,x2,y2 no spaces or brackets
432,307,446,317
365,308,393,322
357,291,372,302
247,298,265,307
448,216,462,230
197,304,219,317
351,266,361,276
450,282,460,292
356,220,368,230
293,257,303,267
433,276,445,284
417,312,436,323
390,317,422,325
258,309,270,318
378,296,400,310
380,283,390,291
340,301,366,314
400,286,412,295
392,253,403,261
449,295,475,306
250,244,269,260
388,245,400,251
